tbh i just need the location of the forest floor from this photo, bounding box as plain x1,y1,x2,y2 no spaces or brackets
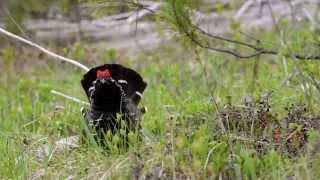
1,25,320,179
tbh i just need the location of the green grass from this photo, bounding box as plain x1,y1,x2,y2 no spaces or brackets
1,27,320,179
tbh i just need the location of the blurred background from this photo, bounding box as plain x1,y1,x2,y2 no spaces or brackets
1,0,319,56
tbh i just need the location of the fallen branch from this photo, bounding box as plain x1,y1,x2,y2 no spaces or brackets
0,27,90,71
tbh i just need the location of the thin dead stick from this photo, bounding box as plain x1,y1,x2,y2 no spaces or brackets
51,90,90,106
0,27,90,72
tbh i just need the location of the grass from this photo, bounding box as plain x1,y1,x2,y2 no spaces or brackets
1,25,320,179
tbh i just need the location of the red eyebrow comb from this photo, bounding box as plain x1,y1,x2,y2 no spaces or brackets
97,69,111,79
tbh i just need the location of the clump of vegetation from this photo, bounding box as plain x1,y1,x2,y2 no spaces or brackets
221,99,320,155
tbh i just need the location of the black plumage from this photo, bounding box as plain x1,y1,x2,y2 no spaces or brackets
81,64,147,147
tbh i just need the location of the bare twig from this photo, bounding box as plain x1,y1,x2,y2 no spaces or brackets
191,21,320,60
187,32,269,59
51,90,90,106
0,27,90,72
169,1,320,60
193,24,262,51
